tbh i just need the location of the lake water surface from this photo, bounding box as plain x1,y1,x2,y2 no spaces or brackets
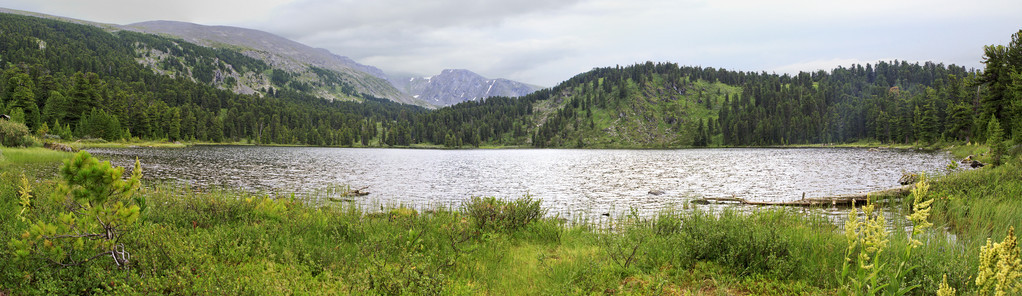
88,146,954,218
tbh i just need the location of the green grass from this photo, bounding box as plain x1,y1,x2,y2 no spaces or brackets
1,147,1017,295
0,153,846,295
0,147,73,175
52,139,189,149
930,155,1022,241
0,147,72,164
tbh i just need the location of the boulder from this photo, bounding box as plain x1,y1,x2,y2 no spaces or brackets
961,155,985,168
898,173,919,185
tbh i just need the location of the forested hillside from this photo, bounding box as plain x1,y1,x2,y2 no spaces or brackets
0,13,426,146
423,30,1021,148
1,11,1019,149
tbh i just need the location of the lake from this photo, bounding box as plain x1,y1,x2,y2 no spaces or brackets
88,146,955,218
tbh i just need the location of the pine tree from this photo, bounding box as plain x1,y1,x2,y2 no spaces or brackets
987,117,1006,166
167,108,181,141
8,73,39,129
42,90,69,125
695,119,707,147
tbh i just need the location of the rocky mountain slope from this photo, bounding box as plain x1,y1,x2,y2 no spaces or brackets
389,69,538,106
123,21,425,106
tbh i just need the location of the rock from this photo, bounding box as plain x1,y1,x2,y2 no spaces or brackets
43,142,77,152
961,155,985,168
648,190,665,196
898,173,919,185
691,199,710,205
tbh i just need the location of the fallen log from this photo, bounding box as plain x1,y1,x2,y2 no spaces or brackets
348,186,370,197
692,185,913,207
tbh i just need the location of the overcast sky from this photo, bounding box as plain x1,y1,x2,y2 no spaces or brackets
2,0,1020,86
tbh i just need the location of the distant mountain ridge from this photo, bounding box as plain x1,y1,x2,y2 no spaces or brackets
390,69,538,106
123,20,420,106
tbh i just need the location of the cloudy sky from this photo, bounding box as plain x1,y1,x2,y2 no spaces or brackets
2,0,1020,86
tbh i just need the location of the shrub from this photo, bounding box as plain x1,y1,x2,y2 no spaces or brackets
0,120,35,147
463,195,545,233
9,151,142,270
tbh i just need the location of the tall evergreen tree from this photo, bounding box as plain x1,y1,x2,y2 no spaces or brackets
987,117,1006,166
8,73,39,129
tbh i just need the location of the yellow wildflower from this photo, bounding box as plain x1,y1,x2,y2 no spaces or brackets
906,174,933,247
844,204,859,260
859,203,888,257
977,227,1021,296
843,202,887,271
936,274,956,296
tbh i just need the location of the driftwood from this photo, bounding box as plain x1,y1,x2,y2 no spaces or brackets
693,185,914,207
348,186,370,196
327,186,370,202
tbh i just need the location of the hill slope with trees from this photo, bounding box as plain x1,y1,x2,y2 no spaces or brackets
1,11,1019,150
0,12,427,146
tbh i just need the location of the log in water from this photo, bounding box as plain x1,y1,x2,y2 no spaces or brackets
694,185,913,207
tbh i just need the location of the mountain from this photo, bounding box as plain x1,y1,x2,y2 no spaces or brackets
122,21,542,107
0,8,539,108
389,69,539,106
122,20,426,106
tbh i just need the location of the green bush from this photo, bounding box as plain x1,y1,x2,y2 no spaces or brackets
0,120,36,147
463,195,545,233
676,210,798,276
9,151,142,271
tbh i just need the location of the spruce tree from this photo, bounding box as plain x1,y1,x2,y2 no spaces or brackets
987,117,1006,166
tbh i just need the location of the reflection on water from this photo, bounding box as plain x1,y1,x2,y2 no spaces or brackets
88,146,954,218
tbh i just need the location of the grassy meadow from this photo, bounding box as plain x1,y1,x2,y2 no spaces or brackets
0,144,1018,295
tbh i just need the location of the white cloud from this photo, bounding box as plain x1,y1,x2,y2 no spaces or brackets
0,0,297,25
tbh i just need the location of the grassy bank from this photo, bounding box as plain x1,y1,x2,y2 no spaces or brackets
0,147,1014,295
48,139,190,149
930,154,1022,241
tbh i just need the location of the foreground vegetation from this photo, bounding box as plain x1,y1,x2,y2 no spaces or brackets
0,147,1017,295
